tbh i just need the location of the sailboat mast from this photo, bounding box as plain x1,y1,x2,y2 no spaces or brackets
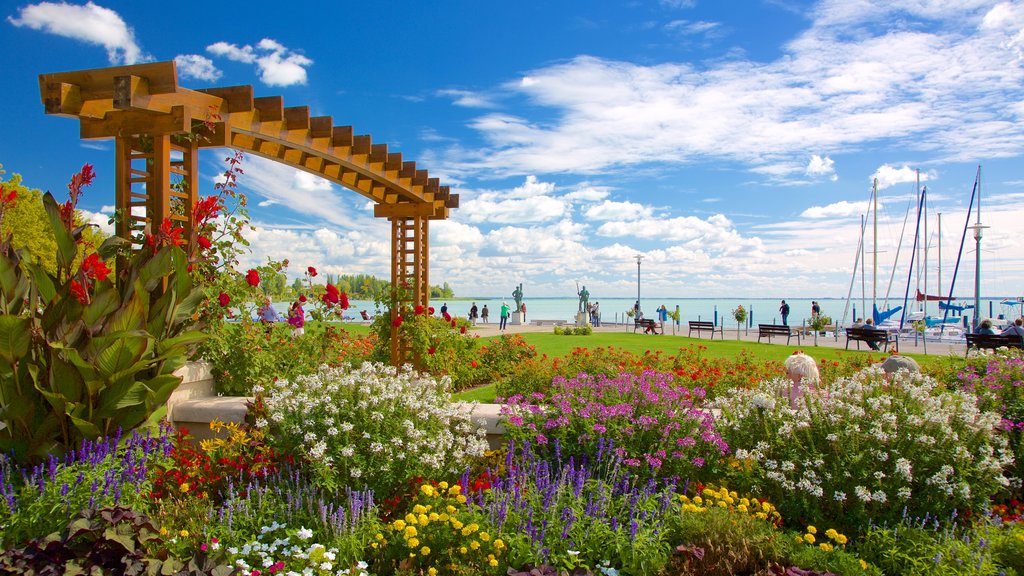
973,165,983,329
923,185,928,327
872,178,878,312
938,213,942,300
916,170,921,312
861,214,866,319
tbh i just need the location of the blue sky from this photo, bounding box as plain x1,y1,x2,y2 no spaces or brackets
2,0,1022,299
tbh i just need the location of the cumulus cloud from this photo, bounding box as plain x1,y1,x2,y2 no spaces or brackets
174,54,221,81
9,1,144,64
437,89,498,108
207,38,312,86
805,154,838,181
872,164,933,190
584,200,653,221
801,200,868,219
459,196,566,224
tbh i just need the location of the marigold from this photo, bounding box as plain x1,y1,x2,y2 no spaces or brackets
803,533,815,544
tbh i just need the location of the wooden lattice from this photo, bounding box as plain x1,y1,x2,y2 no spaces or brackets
39,61,458,365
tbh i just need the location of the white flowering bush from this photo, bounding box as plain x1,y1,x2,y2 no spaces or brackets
255,362,488,498
224,522,371,576
713,366,1013,531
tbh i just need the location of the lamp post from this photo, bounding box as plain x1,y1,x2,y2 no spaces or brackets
634,254,644,312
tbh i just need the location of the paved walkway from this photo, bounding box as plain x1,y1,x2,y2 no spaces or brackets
465,320,964,357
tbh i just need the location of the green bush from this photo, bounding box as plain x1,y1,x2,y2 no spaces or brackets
856,517,1013,576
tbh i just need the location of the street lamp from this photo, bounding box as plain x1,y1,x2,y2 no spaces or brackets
634,254,644,312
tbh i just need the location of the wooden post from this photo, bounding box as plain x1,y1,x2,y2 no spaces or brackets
389,215,430,366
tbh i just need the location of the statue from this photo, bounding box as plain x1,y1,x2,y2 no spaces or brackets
577,285,590,313
512,283,524,312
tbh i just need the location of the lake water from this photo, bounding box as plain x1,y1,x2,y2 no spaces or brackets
274,296,1018,328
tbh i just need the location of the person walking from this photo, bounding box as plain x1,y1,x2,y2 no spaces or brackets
520,302,527,323
481,305,489,324
287,300,305,337
469,303,479,325
499,301,510,331
779,300,790,325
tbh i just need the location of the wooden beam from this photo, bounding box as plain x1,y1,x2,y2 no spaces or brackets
284,106,310,130
79,105,190,140
198,85,254,113
254,96,284,121
310,116,333,138
42,82,83,118
39,61,179,105
114,74,223,117
375,203,437,218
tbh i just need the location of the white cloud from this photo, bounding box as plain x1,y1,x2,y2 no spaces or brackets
78,208,114,237
805,154,837,181
563,185,609,202
459,196,566,224
207,38,312,86
665,20,721,35
9,1,143,64
801,200,868,219
437,89,497,108
871,164,933,190
660,0,696,8
174,54,221,82
293,171,332,192
584,200,653,221
509,175,555,198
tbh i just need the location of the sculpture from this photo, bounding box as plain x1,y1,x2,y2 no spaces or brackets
577,285,590,313
512,283,524,312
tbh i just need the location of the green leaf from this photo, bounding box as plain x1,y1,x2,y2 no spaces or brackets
37,388,67,414
0,256,19,301
97,235,130,260
30,265,57,303
42,192,78,271
69,413,101,439
94,333,150,380
105,292,145,333
143,374,183,407
154,330,207,356
97,380,147,414
0,314,31,362
137,249,172,292
82,283,121,329
50,355,85,402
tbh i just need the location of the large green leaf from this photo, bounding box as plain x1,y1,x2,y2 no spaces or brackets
0,256,19,302
143,374,184,407
173,289,207,325
155,330,208,356
30,265,57,304
42,192,78,271
82,283,121,330
69,412,101,439
49,354,84,403
97,235,130,260
38,388,67,414
169,246,192,297
0,314,31,362
96,380,148,415
105,292,145,333
93,333,150,380
137,249,172,292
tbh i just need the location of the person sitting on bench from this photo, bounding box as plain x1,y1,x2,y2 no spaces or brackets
862,318,881,351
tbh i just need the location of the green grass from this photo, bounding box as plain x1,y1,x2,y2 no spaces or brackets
452,330,945,403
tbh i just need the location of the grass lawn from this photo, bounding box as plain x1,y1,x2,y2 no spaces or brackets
453,331,949,403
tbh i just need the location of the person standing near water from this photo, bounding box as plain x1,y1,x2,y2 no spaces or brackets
780,300,790,325
481,305,489,324
500,301,510,330
469,303,478,325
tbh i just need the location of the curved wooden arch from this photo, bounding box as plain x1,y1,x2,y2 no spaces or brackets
39,61,457,364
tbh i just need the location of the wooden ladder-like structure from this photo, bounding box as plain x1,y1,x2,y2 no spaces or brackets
39,61,458,365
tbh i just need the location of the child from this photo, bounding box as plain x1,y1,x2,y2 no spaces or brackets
287,300,305,337
784,352,820,408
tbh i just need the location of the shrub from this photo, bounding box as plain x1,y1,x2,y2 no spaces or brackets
714,367,1014,532
0,426,173,547
501,371,729,483
255,362,488,498
857,515,1014,576
553,325,592,336
472,440,678,576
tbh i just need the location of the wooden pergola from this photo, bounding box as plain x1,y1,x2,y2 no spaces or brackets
39,61,457,365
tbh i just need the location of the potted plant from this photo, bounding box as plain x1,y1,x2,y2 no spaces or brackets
732,305,747,341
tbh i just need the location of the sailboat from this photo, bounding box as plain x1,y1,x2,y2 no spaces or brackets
841,178,904,330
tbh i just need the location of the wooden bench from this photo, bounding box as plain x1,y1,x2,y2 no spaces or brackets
757,324,800,345
634,318,661,334
845,327,897,352
688,320,723,339
964,333,1024,357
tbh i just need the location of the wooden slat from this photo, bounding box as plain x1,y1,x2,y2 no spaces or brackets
310,116,332,138
198,85,254,113
39,61,178,104
284,106,310,130
254,96,284,121
331,125,353,147
79,105,190,140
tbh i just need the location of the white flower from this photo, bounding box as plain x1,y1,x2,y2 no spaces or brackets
351,467,362,478
296,527,313,541
320,562,333,571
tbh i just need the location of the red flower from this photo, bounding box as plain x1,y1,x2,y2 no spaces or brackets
460,326,467,334
392,315,404,328
70,279,88,304
339,291,349,310
192,196,221,224
428,347,436,355
245,269,260,287
471,360,478,369
81,253,111,282
0,185,16,208
159,218,186,247
299,294,307,303
415,305,425,315
197,235,212,250
218,292,230,307
307,266,318,277
428,307,435,314
323,283,340,306
442,312,452,322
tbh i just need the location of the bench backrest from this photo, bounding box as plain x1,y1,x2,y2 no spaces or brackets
966,333,1022,347
689,321,715,329
846,327,888,340
758,324,790,333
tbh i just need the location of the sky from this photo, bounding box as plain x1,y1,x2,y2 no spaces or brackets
1,0,1023,300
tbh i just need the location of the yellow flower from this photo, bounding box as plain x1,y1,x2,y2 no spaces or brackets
717,501,727,508
755,512,767,520
835,534,848,545
679,495,689,502
371,542,378,549
470,540,480,550
405,526,418,539
737,504,748,513
448,485,462,496
375,533,384,541
406,513,417,524
467,523,479,533
393,519,406,531
421,546,431,556
408,537,420,548
803,534,815,544
429,569,437,576
459,547,468,555
480,532,490,542
451,519,464,530
494,539,506,550
456,495,467,504
794,535,804,544
806,525,817,535
429,512,439,521
462,527,472,536
819,543,833,552
860,560,868,570
179,483,190,493
159,527,168,536
740,498,750,507
439,514,450,522
418,514,429,526
439,481,449,490
179,529,189,538
693,496,703,505
413,504,427,514
446,505,457,514
421,484,436,497
489,559,499,567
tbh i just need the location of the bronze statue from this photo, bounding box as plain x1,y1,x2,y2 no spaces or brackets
512,283,524,312
577,285,590,313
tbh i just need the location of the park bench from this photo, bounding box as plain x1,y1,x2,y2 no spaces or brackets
757,323,801,346
964,333,1024,357
634,318,661,334
688,320,723,340
844,327,897,352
